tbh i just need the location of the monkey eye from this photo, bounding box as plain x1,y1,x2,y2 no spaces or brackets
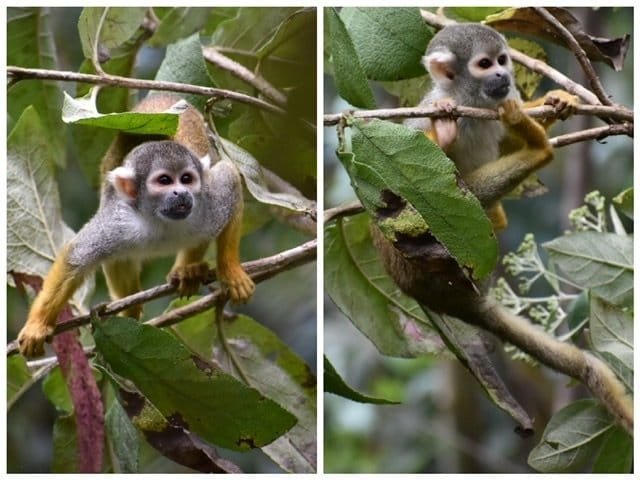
180,173,194,184
497,54,508,66
157,174,173,185
477,58,492,69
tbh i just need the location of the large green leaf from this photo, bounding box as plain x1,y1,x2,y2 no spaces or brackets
7,355,32,410
324,214,444,357
93,316,296,452
339,118,497,279
77,7,146,60
148,8,212,47
154,32,214,110
104,397,139,473
7,107,94,307
528,399,629,472
324,356,398,404
7,7,65,163
173,309,316,473
589,296,633,370
339,7,432,81
62,89,181,135
543,232,633,308
326,8,376,109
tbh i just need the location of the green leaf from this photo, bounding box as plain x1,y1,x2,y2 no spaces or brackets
105,396,139,473
427,312,533,434
589,296,633,370
7,355,32,410
148,8,212,47
528,399,619,472
446,7,507,22
154,32,213,110
543,232,633,308
92,316,296,452
7,7,66,164
326,8,376,109
339,8,432,80
62,89,181,135
324,214,445,357
77,7,146,60
42,368,73,415
220,138,315,214
324,356,399,404
173,309,316,473
7,107,94,307
592,426,633,473
340,118,497,279
52,414,79,473
612,188,633,220
508,37,546,100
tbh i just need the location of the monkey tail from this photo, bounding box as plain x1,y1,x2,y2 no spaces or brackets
479,298,633,435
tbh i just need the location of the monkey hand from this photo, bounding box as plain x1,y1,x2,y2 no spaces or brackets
429,97,458,152
542,89,579,121
18,313,55,358
218,265,255,304
167,262,211,297
498,99,526,126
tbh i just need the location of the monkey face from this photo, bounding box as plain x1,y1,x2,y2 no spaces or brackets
147,168,201,221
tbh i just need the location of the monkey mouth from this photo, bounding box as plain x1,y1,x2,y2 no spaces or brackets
161,200,193,220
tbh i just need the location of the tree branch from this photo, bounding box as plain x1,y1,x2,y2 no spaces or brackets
7,66,285,116
202,47,287,107
533,7,613,106
7,239,317,357
324,103,632,126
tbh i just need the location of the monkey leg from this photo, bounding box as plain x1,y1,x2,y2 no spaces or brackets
168,242,211,297
103,259,142,318
464,100,553,208
216,201,255,304
18,246,86,357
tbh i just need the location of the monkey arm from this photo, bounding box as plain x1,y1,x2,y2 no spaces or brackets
463,99,553,209
17,245,88,357
18,213,144,357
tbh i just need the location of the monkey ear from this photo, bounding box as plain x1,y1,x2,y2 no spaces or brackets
107,166,138,200
423,50,456,85
199,154,211,170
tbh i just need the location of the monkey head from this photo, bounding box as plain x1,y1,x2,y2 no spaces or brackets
107,140,209,222
422,23,517,108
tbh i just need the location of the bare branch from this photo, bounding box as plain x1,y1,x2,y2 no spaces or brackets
202,47,287,107
324,201,364,223
533,7,613,106
7,239,317,357
7,66,285,115
324,103,632,126
550,123,633,148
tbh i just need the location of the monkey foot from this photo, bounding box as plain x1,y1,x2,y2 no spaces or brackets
220,267,255,304
168,262,211,297
17,321,54,358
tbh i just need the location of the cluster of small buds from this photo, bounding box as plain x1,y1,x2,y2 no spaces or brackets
568,190,606,233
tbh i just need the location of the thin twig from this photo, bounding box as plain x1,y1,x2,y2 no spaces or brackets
202,47,287,107
324,201,364,223
6,239,317,357
533,7,613,106
324,103,632,126
550,123,633,147
7,66,285,115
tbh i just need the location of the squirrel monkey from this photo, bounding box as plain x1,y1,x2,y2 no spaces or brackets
373,24,632,432
18,94,255,358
